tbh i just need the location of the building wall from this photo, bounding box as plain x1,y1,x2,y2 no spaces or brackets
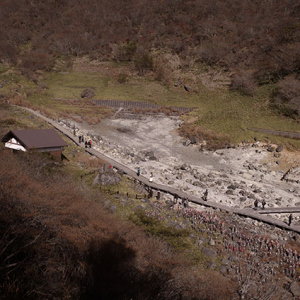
49,150,63,161
5,138,26,151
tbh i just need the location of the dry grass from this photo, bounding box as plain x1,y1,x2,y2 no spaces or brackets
0,102,236,299
74,152,105,169
0,148,235,299
179,122,231,150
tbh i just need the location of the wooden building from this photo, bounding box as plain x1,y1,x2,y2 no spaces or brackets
1,129,68,161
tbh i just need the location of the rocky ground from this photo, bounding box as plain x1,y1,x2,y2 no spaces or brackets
60,113,300,225
55,112,300,299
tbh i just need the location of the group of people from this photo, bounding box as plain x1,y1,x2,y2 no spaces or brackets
136,167,154,183
78,135,84,143
78,135,92,148
254,199,266,210
254,200,294,226
85,140,92,148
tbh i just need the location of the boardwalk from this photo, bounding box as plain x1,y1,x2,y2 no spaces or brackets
257,207,300,214
92,99,194,113
22,107,300,234
248,127,300,140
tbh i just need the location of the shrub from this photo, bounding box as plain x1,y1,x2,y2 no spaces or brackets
117,72,128,83
0,107,236,299
154,58,172,85
179,123,231,150
134,51,153,75
230,70,257,96
275,75,300,102
20,52,55,72
271,75,300,118
113,41,137,62
83,115,102,125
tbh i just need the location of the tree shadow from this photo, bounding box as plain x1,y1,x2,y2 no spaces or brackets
81,237,171,300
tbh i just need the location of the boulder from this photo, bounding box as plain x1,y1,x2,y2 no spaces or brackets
81,88,95,99
180,163,191,170
93,171,121,186
229,255,239,262
183,139,191,146
174,80,182,87
184,84,193,92
227,184,237,190
206,261,217,269
276,144,284,152
226,189,234,195
190,136,199,144
221,259,231,266
290,281,300,298
201,247,217,258
145,151,157,160
219,265,228,275
193,181,207,189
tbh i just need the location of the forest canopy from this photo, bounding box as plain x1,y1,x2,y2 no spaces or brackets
0,0,299,83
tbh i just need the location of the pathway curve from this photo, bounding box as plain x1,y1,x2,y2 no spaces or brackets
22,107,300,234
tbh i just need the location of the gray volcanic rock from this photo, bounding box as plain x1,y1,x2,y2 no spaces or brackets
290,281,300,298
145,150,157,160
93,170,121,186
201,247,217,258
276,144,284,152
81,88,95,99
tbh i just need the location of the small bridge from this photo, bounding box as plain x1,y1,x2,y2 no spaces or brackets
92,99,195,113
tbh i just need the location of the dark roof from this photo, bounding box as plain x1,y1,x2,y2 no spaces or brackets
2,129,68,150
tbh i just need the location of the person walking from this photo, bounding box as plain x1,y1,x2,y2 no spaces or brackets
203,189,208,201
149,172,153,182
254,199,258,210
288,214,293,226
184,198,188,208
262,199,266,209
137,167,141,176
174,194,178,204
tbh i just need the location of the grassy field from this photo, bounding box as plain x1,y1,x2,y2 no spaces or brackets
1,60,300,148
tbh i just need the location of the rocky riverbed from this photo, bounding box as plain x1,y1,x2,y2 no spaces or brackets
59,113,300,225
55,113,300,299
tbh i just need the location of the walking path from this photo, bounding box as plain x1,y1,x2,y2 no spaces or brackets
257,207,300,214
92,99,194,113
22,107,300,234
249,127,300,139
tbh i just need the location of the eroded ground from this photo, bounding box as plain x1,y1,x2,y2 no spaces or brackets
61,113,300,224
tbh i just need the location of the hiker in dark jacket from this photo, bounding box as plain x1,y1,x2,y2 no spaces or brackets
288,214,293,226
254,199,258,210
